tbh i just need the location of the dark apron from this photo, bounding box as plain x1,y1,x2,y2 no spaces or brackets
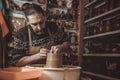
27,27,55,64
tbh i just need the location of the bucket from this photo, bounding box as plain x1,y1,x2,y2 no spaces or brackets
45,53,62,68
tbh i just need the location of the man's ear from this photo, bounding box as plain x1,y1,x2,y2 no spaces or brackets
25,18,30,25
26,21,30,25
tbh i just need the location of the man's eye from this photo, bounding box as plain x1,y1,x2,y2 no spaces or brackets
39,22,43,24
32,23,38,26
31,21,43,26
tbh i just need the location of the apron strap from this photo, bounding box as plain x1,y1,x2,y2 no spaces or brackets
28,27,32,47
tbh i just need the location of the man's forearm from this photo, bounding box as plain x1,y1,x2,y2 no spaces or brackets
58,42,74,54
59,42,70,50
16,53,44,66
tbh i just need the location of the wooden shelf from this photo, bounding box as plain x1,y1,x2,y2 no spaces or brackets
84,7,120,23
83,30,120,40
64,28,77,33
10,10,25,18
50,7,68,11
82,71,120,80
56,20,77,23
84,0,97,8
13,0,44,7
83,54,120,57
94,1,106,8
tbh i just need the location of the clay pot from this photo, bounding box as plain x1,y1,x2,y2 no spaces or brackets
45,53,62,68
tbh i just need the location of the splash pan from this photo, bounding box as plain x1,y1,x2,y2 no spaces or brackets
26,64,81,80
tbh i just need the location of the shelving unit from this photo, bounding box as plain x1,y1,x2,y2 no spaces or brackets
83,29,120,39
83,54,120,57
80,0,120,79
82,71,120,80
84,0,97,8
64,28,77,33
84,7,120,23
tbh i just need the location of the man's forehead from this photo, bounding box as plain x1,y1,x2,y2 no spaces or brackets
27,13,44,23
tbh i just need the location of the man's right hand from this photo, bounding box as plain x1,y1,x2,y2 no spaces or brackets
39,48,50,57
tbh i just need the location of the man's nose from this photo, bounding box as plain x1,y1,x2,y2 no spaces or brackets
36,24,41,30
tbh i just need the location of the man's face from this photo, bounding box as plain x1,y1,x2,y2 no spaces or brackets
27,13,46,35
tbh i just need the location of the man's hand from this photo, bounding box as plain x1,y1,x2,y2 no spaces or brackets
39,48,50,57
50,45,61,54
